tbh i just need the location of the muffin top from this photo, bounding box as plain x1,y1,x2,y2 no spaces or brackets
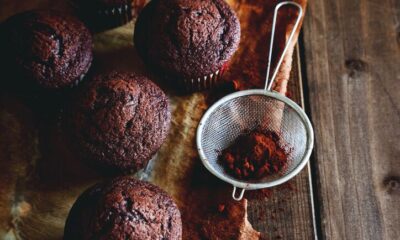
134,0,240,79
0,10,93,89
64,177,182,240
69,72,170,172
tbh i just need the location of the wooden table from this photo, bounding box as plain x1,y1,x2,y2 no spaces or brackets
302,0,400,239
0,0,398,239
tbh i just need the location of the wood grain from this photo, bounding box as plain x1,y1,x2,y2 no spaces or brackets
302,0,400,239
247,48,316,240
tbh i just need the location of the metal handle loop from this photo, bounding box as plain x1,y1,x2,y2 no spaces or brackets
264,1,303,91
232,186,246,201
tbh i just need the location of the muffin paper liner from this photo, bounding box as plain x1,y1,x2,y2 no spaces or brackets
181,63,229,92
70,73,86,88
97,3,133,25
70,0,136,31
92,4,133,28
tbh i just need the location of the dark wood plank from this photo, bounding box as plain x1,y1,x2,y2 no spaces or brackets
302,0,400,239
247,46,316,240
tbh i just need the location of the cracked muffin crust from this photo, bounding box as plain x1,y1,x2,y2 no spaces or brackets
64,177,182,240
0,10,93,89
69,72,170,172
134,0,241,80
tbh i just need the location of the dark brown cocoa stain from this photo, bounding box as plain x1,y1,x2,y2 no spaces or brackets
246,182,296,200
198,2,304,238
179,157,244,239
222,0,301,91
204,0,301,108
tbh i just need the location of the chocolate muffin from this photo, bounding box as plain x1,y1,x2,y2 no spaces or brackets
64,177,182,240
0,10,93,89
71,0,145,32
69,72,170,172
134,0,241,91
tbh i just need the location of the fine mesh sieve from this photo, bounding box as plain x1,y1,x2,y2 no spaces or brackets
196,1,314,201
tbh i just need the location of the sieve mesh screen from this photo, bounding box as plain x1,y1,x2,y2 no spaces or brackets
199,93,308,186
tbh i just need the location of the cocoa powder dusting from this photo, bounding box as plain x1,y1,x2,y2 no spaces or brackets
219,129,289,180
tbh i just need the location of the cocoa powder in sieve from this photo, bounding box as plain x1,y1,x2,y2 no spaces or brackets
219,129,289,180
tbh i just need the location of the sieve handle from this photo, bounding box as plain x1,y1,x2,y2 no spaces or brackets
264,1,303,91
232,186,246,201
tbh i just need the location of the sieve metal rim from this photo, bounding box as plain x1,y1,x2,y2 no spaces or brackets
196,89,314,190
